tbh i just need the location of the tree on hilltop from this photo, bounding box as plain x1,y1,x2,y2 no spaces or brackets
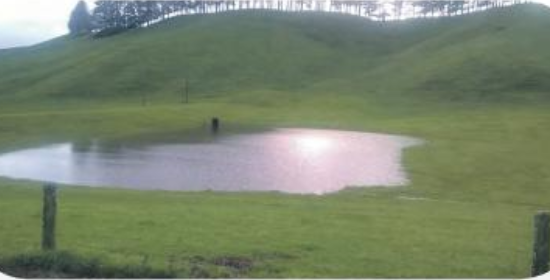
87,0,529,37
68,0,92,35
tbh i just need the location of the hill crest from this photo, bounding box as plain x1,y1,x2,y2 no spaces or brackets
0,3,549,105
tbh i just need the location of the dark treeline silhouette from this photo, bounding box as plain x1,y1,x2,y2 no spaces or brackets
69,0,93,35
85,0,530,36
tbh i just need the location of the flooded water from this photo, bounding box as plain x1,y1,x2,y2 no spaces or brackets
0,129,421,194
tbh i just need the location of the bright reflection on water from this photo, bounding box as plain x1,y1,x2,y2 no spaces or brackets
0,129,422,194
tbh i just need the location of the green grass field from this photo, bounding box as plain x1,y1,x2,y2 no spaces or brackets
1,3,550,278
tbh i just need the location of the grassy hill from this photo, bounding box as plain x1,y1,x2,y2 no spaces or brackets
1,3,549,106
0,3,550,278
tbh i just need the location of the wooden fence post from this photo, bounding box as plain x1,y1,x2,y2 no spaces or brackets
532,211,550,277
42,183,57,251
182,78,189,104
211,117,220,132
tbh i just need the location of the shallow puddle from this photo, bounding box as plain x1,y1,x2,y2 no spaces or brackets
0,128,422,194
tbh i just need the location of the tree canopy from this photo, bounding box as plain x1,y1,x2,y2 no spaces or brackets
89,0,530,36
68,0,93,35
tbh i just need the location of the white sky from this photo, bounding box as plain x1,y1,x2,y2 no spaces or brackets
0,0,94,49
0,0,549,49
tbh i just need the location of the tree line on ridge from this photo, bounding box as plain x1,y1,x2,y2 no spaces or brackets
68,0,530,36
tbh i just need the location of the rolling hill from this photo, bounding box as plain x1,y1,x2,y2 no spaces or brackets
0,3,549,106
1,3,550,278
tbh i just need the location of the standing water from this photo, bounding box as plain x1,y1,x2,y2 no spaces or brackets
0,129,422,194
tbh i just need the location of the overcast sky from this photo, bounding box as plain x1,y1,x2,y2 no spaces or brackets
1,0,549,50
0,0,92,49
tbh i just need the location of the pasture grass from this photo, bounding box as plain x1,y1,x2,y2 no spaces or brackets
0,251,175,278
1,3,550,278
0,95,548,277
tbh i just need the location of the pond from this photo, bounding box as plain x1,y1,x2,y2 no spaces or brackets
0,129,422,194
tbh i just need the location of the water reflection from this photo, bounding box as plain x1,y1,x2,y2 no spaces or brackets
0,129,422,194
295,134,332,157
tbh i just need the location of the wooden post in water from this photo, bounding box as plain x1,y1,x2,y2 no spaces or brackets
42,183,57,251
211,117,220,133
532,211,550,277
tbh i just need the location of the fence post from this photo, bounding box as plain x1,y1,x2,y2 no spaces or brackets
42,183,57,251
182,78,189,104
211,117,220,132
532,211,550,277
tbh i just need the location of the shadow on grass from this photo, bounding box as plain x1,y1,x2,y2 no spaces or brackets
0,251,176,278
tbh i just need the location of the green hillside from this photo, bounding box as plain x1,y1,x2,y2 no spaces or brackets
1,3,550,278
1,3,549,106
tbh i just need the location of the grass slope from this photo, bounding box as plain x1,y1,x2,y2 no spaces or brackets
0,3,549,278
1,4,549,106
